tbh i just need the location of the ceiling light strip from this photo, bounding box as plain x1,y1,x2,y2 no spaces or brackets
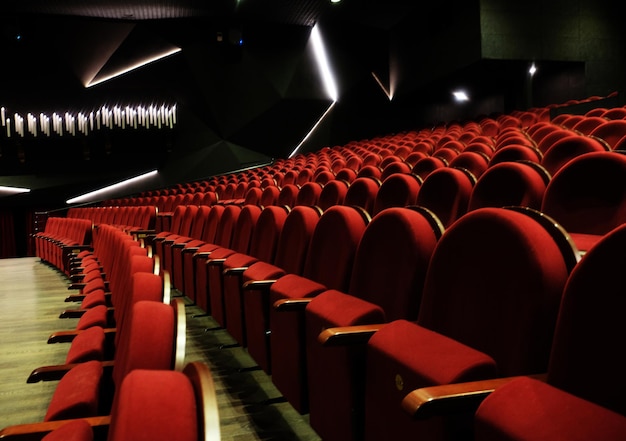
66,170,159,204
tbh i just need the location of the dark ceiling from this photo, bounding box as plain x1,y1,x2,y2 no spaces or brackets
0,0,330,26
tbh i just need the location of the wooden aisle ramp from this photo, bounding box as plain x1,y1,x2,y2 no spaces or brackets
0,257,321,441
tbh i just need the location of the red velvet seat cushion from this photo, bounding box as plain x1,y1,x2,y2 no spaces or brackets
80,289,106,309
475,377,626,441
75,305,108,331
44,360,103,421
65,326,106,364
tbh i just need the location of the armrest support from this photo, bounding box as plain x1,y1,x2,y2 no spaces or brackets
181,246,200,255
401,373,548,420
273,298,312,312
0,415,111,441
318,324,386,346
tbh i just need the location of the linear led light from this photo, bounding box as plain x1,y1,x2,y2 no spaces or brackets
289,101,336,158
310,25,338,102
66,170,158,204
86,48,182,88
0,186,30,194
372,72,393,101
288,25,338,158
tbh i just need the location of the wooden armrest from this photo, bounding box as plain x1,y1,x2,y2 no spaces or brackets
223,267,248,276
0,415,111,441
181,246,200,254
401,373,548,419
318,324,386,346
27,361,115,384
65,292,111,303
47,328,116,344
172,242,188,249
193,251,212,260
58,307,114,319
207,258,227,266
242,279,277,290
273,298,312,312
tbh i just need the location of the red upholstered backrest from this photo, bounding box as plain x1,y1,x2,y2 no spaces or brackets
212,205,241,248
168,205,188,234
541,135,608,175
489,144,542,166
547,223,626,416
589,119,626,148
417,207,576,376
247,206,290,263
277,184,300,207
273,205,322,275
541,151,626,235
112,301,176,391
373,173,421,215
260,185,281,206
411,156,447,181
108,369,197,441
468,161,548,211
302,205,369,292
449,151,490,179
230,205,263,254
416,167,475,228
318,179,349,211
201,205,225,243
188,205,211,240
347,206,442,322
344,177,380,216
295,182,323,207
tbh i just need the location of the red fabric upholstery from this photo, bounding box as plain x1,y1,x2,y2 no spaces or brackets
475,377,626,441
541,151,626,252
75,305,108,331
270,205,369,413
373,173,421,215
541,134,608,175
305,206,442,440
44,360,103,421
468,161,548,211
416,167,475,228
344,177,380,216
107,370,197,441
65,326,106,364
362,207,576,441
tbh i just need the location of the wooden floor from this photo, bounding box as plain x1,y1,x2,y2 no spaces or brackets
0,257,321,440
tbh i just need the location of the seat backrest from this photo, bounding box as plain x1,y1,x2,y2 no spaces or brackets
411,156,447,181
302,205,370,292
212,205,242,248
347,206,444,322
416,167,475,228
489,144,543,166
295,182,323,207
108,361,219,441
260,185,280,207
589,119,626,149
247,205,290,263
448,151,490,179
344,176,380,216
229,205,263,254
318,179,349,211
541,151,626,236
540,134,608,175
373,173,421,215
547,223,626,416
201,205,225,243
277,184,300,207
417,207,579,376
468,161,550,211
112,299,185,391
272,205,323,275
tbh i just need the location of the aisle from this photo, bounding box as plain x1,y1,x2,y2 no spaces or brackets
0,257,320,440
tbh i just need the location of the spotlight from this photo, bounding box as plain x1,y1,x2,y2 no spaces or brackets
529,63,537,76
453,90,469,102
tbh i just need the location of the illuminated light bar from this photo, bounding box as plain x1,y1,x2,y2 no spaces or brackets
289,25,338,158
310,25,338,101
0,186,30,194
66,170,158,204
289,101,336,158
529,62,537,76
86,47,182,88
372,72,393,101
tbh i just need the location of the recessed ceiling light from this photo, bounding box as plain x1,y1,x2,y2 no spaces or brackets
453,90,469,102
